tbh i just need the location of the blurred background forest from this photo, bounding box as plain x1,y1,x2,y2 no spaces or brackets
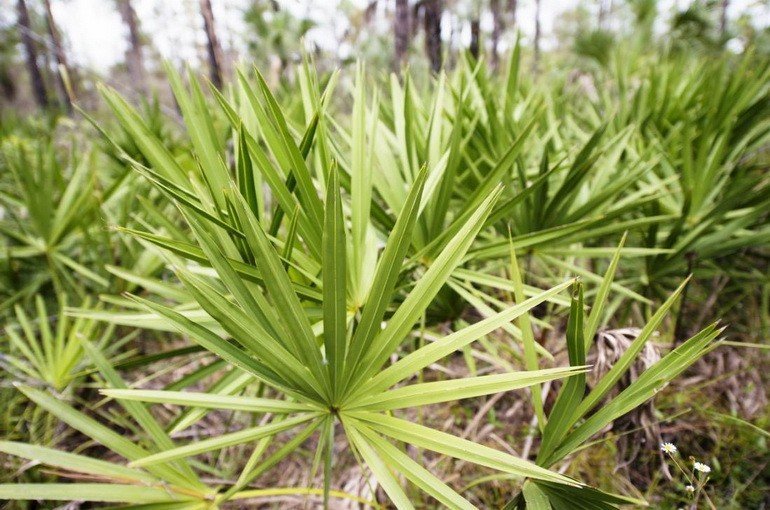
2,0,770,115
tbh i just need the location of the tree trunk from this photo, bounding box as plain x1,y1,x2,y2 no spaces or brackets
423,0,442,73
719,0,729,38
394,0,409,69
16,0,49,109
199,0,225,88
491,0,517,69
42,0,73,112
117,0,147,92
469,16,480,59
490,0,502,68
533,0,541,72
598,0,607,30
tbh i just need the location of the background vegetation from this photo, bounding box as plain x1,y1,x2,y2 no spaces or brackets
0,1,769,508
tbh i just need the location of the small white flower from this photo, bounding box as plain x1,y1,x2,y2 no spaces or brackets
693,461,711,474
660,442,677,454
685,485,695,493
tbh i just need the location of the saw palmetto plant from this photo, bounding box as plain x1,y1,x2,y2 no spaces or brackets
0,63,576,506
587,52,770,295
0,294,132,393
0,136,111,310
0,41,767,509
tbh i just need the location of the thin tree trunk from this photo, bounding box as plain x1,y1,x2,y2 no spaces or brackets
719,0,729,38
507,0,517,19
423,0,442,73
117,0,147,92
490,0,503,68
394,0,410,69
469,16,480,59
598,0,607,30
16,0,49,109
533,0,541,72
199,0,225,88
42,0,73,112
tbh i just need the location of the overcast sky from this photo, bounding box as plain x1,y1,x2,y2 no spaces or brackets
44,0,770,72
